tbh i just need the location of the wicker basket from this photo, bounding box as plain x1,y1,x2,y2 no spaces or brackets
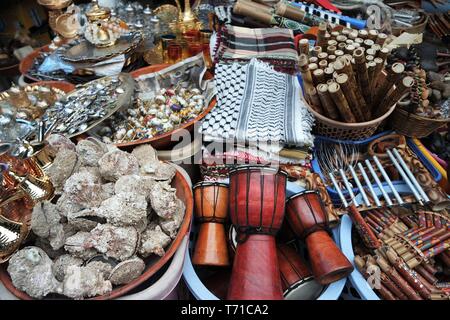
390,107,450,138
307,104,396,141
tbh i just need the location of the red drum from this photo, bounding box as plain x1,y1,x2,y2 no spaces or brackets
227,166,287,300
277,243,324,300
192,181,230,267
286,190,353,285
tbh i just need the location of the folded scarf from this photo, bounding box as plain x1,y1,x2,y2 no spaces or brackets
201,58,314,151
214,25,299,74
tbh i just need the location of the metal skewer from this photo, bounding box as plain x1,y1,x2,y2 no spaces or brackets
392,148,430,203
349,164,371,207
357,162,381,207
329,172,349,207
339,168,359,207
386,149,423,204
373,155,404,205
365,159,393,207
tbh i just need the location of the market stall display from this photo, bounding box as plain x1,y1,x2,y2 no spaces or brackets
1,0,449,303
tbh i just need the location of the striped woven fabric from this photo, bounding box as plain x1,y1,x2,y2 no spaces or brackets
215,25,299,74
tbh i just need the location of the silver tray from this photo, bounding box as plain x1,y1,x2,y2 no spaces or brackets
42,73,135,138
59,32,142,64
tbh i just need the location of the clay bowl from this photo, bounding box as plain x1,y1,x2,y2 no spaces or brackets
19,45,52,83
110,64,215,150
0,168,193,300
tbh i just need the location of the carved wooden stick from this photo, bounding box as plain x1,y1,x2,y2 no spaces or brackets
318,52,328,61
327,45,337,55
335,73,365,122
324,66,334,80
373,63,405,109
298,39,309,55
328,82,356,123
353,48,372,110
312,68,326,85
317,83,339,120
318,59,328,69
298,54,314,93
305,87,324,114
376,33,388,46
358,29,368,39
312,46,322,57
368,29,379,41
377,76,414,117
317,22,328,49
338,55,368,115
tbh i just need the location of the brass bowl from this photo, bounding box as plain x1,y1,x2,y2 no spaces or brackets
55,13,80,39
37,0,72,10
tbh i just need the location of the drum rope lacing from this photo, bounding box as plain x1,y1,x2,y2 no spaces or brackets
197,182,225,224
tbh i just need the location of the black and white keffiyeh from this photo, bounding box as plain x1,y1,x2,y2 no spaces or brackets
201,59,314,151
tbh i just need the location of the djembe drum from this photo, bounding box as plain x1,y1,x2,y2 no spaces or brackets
227,166,287,300
277,243,324,300
286,190,353,285
192,181,230,267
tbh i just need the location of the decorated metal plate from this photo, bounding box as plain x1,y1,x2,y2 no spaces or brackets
41,73,135,138
59,32,142,64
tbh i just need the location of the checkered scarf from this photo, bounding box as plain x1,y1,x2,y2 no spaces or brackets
214,25,299,74
201,59,314,151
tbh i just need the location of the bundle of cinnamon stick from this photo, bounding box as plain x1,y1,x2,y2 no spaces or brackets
300,24,415,123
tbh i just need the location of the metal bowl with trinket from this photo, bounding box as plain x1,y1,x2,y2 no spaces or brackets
0,82,74,121
90,58,215,150
58,32,142,64
41,73,134,138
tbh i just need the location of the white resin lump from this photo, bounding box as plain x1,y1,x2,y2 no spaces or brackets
8,137,185,299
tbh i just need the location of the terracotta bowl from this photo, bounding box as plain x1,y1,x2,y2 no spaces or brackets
111,64,215,150
0,168,193,300
19,45,51,83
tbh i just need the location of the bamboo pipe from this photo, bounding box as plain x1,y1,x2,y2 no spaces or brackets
345,44,356,55
312,68,326,85
334,49,344,58
335,73,365,122
358,29,368,39
312,46,322,57
368,29,379,41
298,39,310,55
324,66,334,80
328,82,357,123
319,60,328,69
327,45,337,55
318,52,328,61
305,87,324,114
367,60,377,90
372,62,405,108
376,33,388,46
317,22,328,49
338,55,368,115
353,48,372,112
349,30,358,40
317,83,339,120
298,54,314,93
377,76,414,117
